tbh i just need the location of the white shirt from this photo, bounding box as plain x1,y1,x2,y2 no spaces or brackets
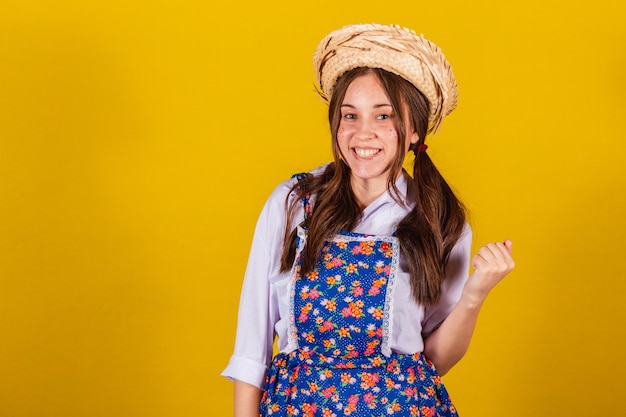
221,165,472,389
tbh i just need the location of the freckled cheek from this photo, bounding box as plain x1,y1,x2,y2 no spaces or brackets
337,126,350,140
388,129,397,139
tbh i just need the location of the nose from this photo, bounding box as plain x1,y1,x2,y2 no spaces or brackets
354,119,374,140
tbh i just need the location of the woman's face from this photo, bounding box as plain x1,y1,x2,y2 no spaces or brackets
337,72,418,192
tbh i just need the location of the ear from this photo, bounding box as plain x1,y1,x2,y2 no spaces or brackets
410,131,420,145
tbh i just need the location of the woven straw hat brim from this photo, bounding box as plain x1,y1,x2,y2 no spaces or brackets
313,24,458,133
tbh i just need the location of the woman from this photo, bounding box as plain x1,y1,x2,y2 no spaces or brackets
222,23,514,416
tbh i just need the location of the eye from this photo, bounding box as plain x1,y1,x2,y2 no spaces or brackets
342,113,357,120
377,114,390,120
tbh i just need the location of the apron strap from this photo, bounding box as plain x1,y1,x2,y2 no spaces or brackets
291,173,311,221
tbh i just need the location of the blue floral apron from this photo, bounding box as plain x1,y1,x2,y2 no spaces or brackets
260,174,458,417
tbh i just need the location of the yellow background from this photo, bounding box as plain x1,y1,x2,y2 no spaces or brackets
1,0,625,416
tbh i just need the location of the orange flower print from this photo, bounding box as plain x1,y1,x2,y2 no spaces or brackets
410,405,419,416
368,306,384,320
367,340,380,350
364,339,380,355
343,400,359,415
301,402,318,417
421,406,436,417
385,377,398,390
305,270,319,281
326,274,341,287
359,371,380,389
340,372,356,386
352,240,374,256
365,241,375,254
388,400,402,412
341,300,364,318
369,356,383,367
323,338,336,350
298,302,314,323
337,326,351,338
321,298,337,312
345,263,359,274
302,331,315,343
336,241,348,249
307,381,319,394
300,285,316,300
368,278,386,296
322,408,336,417
374,260,385,274
319,368,333,380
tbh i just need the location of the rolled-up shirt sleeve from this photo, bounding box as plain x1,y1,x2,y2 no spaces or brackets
220,184,289,389
421,223,473,337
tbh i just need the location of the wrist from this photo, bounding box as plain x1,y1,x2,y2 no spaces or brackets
458,289,486,310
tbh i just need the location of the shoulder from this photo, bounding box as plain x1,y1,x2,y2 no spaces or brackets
450,222,473,255
461,222,473,239
262,163,331,214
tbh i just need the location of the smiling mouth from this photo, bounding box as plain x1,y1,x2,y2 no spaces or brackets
354,148,381,158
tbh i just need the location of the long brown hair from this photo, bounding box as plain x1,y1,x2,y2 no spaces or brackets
280,67,466,306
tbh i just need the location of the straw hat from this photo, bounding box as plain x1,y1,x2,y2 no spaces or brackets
313,23,458,133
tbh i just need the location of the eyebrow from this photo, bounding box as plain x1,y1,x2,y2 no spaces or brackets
340,103,393,108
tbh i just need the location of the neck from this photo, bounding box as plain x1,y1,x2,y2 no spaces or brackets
350,177,388,210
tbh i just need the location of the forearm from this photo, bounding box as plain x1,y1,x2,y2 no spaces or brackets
424,240,515,376
234,380,262,417
423,290,484,376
